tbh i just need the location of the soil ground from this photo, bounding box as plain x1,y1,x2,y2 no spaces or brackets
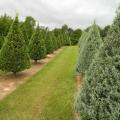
73,74,84,120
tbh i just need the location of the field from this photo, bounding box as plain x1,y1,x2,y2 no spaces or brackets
0,46,78,120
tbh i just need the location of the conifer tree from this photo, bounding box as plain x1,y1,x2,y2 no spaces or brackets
45,31,54,54
75,6,120,120
78,31,87,48
20,23,29,45
0,16,31,74
76,22,102,74
52,32,58,50
29,25,46,62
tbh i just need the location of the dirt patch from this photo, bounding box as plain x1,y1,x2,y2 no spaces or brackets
73,73,84,120
0,48,63,100
73,113,79,120
75,73,84,94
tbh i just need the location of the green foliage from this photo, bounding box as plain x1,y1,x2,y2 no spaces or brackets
76,23,102,74
71,29,82,45
23,16,36,40
29,25,46,61
0,36,4,49
51,32,58,50
63,32,71,46
20,22,29,45
101,25,111,38
0,14,13,48
0,14,13,36
0,16,31,74
45,31,54,54
78,31,87,48
75,6,120,120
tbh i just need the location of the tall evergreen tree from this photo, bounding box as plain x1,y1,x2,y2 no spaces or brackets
76,22,102,74
75,6,120,120
0,16,31,74
29,25,46,62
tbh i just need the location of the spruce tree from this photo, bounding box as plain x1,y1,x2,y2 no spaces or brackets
29,25,46,62
75,6,120,120
76,22,102,74
0,16,31,74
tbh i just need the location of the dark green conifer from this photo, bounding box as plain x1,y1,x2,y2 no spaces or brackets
0,16,31,74
45,31,54,54
29,25,46,62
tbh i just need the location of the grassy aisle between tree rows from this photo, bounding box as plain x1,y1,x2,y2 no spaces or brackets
0,46,78,120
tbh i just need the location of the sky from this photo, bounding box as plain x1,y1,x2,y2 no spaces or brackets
0,0,119,29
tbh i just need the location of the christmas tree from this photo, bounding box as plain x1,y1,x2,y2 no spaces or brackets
0,16,31,74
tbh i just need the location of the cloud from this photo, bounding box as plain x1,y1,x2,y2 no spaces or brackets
0,0,119,29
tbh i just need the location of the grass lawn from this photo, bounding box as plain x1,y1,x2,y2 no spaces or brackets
0,46,78,120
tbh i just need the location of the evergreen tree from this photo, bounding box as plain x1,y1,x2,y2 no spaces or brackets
20,22,29,45
78,31,87,48
71,29,82,45
0,14,13,49
52,32,58,50
76,22,102,74
24,16,36,40
63,32,71,46
29,25,46,62
0,36,4,49
75,6,120,120
99,25,111,39
45,31,54,54
0,16,31,74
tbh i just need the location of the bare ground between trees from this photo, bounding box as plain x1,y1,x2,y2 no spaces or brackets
0,48,63,100
73,74,84,120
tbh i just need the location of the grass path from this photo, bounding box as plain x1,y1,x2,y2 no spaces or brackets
0,46,78,120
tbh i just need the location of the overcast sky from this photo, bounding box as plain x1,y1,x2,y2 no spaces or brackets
0,0,119,29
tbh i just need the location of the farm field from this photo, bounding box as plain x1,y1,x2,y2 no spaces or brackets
0,46,78,120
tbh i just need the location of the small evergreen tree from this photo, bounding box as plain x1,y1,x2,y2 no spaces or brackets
29,25,46,62
0,16,31,74
75,6,120,120
45,31,54,54
52,32,58,50
76,22,102,74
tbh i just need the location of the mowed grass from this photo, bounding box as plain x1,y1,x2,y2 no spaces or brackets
0,46,78,120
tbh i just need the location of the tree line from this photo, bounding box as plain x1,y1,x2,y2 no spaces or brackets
0,15,79,74
75,5,120,120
